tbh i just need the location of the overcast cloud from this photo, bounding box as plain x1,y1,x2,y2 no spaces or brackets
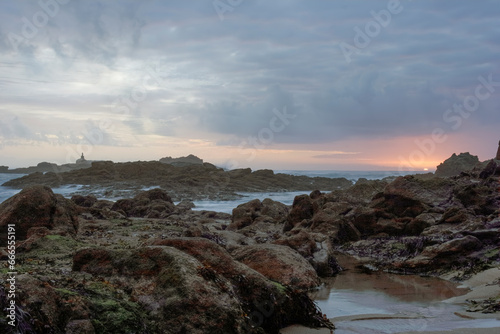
0,0,499,169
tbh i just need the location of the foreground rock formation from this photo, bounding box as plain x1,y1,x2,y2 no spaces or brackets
0,187,334,334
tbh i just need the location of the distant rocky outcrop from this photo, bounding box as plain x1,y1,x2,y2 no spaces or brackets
1,160,92,174
3,160,354,201
159,154,203,166
435,152,480,177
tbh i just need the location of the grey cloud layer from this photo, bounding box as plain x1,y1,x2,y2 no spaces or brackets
0,0,499,148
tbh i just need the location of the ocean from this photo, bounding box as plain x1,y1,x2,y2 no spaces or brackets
0,170,428,212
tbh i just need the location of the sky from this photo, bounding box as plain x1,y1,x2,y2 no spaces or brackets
0,0,499,171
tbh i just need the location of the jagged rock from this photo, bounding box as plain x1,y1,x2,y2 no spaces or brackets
479,159,499,179
0,186,79,246
435,152,480,177
231,244,321,290
283,195,315,232
159,154,203,166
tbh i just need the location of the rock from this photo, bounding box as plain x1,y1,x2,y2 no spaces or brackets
274,231,341,276
496,140,500,160
229,198,289,230
73,246,247,333
373,176,455,214
231,244,320,290
0,274,94,333
159,154,204,166
71,194,98,208
74,241,333,333
283,195,315,232
3,160,353,201
435,152,480,177
479,159,498,179
110,188,175,218
261,198,290,223
227,168,252,178
403,236,483,270
65,320,96,334
0,186,79,246
230,199,263,230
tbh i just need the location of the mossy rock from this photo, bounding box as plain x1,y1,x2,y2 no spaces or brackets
90,297,145,334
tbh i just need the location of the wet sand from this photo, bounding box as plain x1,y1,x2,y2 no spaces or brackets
280,257,500,334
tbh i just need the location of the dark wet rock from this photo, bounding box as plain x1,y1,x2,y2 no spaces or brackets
375,176,455,213
435,152,480,177
479,160,498,179
283,195,315,232
231,244,320,290
110,188,175,218
71,194,97,208
0,185,79,247
229,198,289,230
402,236,483,270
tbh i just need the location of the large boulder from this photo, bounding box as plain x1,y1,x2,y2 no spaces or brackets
74,241,333,333
435,152,480,177
229,198,289,230
231,244,320,290
274,231,342,277
0,185,79,246
73,246,247,334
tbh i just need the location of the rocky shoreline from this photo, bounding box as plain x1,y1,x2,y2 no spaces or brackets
2,160,354,201
0,154,499,333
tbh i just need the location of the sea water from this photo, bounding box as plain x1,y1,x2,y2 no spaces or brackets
0,170,429,206
0,173,83,204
